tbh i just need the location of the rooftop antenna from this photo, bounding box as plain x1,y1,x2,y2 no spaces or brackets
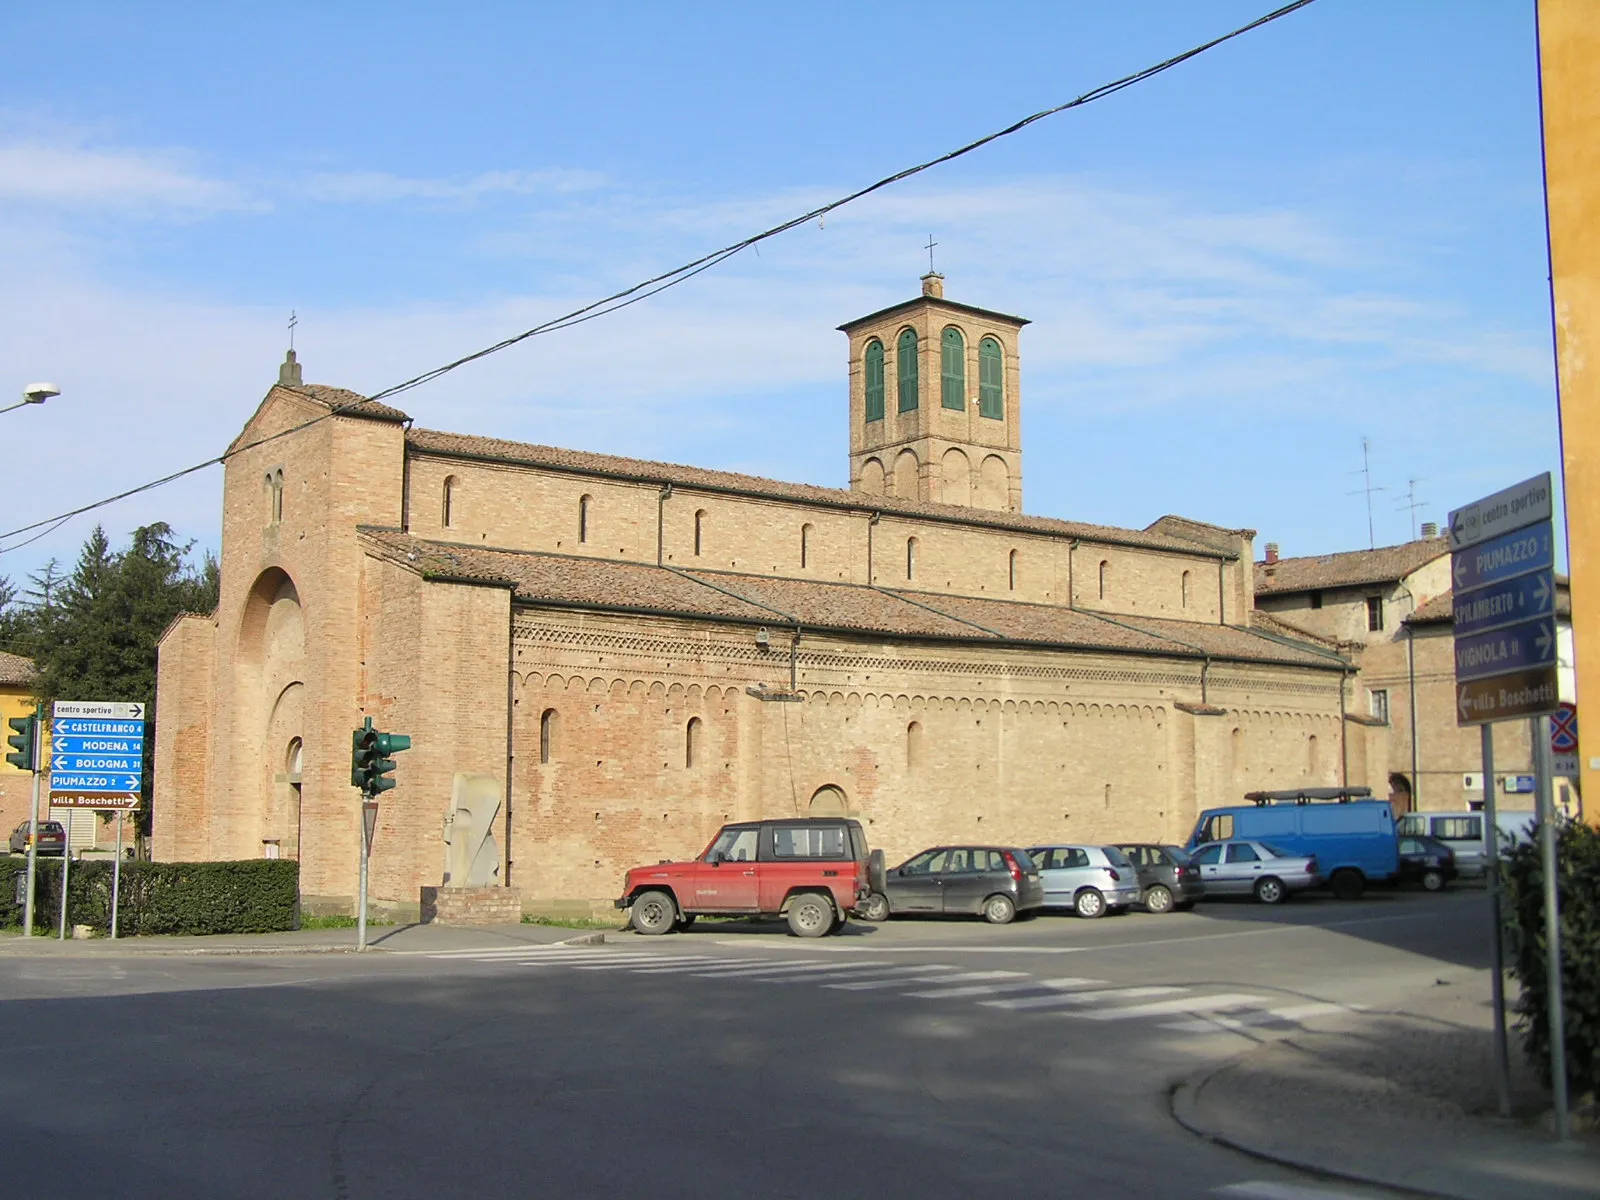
1395,476,1430,540
925,234,938,275
1345,437,1387,550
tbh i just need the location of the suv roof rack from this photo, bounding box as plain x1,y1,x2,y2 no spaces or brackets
1242,787,1374,807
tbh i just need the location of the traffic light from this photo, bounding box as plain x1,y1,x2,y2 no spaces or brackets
350,718,410,795
5,714,37,772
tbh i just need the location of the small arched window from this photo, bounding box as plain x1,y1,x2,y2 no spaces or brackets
978,337,1004,419
442,475,457,528
1098,560,1109,600
897,328,919,413
1008,549,1018,592
1181,570,1191,609
863,339,885,422
285,737,303,780
685,717,702,769
578,495,591,544
906,720,923,771
539,708,559,764
1307,733,1320,776
694,509,706,557
940,327,966,410
266,470,284,525
906,536,918,581
800,523,813,570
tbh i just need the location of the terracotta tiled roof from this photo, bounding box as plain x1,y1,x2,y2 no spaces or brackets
1254,538,1449,596
1250,609,1348,650
0,650,35,687
357,529,1344,670
405,427,1233,558
287,384,410,424
1406,578,1571,626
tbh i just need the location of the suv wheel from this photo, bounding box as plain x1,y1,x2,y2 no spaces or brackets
1143,884,1174,915
787,893,834,938
1074,888,1106,919
982,894,1016,925
1253,877,1286,905
629,890,678,935
857,891,890,923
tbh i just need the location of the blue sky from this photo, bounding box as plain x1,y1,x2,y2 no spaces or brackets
0,1,1562,586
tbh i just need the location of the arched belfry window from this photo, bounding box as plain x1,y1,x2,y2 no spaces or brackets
1181,570,1191,609
1098,560,1109,600
578,495,591,544
979,337,1004,419
800,523,813,569
442,475,457,528
694,509,706,557
863,339,885,423
685,717,702,769
941,327,966,410
1009,549,1018,592
266,470,284,525
906,536,918,581
897,328,919,413
539,708,559,764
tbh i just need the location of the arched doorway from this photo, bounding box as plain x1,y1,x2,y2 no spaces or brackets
809,785,849,817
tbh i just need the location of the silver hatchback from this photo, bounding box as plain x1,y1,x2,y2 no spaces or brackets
1027,844,1143,918
1188,840,1321,904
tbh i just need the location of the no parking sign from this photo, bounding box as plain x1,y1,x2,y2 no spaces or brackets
1551,702,1579,777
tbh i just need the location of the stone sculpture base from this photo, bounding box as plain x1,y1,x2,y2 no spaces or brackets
420,885,523,926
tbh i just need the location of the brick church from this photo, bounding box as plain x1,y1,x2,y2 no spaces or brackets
153,275,1377,918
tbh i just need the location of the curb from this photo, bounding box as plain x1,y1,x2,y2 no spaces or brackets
1169,1066,1469,1200
553,932,607,947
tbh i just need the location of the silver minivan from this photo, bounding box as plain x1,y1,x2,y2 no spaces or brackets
1395,810,1537,879
1026,844,1143,918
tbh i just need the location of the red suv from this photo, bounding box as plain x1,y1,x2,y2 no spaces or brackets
616,818,874,938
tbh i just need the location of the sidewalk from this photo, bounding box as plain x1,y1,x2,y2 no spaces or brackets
1172,984,1600,1200
0,921,615,956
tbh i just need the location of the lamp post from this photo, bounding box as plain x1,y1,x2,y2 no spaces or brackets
0,383,60,416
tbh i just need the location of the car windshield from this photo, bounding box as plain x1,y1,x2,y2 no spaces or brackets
1010,848,1036,871
1258,842,1295,859
705,826,759,863
1103,846,1133,868
1163,845,1191,864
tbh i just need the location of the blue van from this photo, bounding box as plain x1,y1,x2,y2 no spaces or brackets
1187,788,1399,899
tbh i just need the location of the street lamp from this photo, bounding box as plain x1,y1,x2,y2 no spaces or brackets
0,382,60,416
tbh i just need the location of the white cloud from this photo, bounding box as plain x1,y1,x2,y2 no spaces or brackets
0,139,258,214
303,167,608,205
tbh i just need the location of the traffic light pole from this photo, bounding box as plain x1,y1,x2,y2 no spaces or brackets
357,799,371,952
21,715,41,937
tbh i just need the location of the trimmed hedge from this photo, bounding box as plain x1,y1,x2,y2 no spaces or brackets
1500,819,1600,1098
0,856,299,936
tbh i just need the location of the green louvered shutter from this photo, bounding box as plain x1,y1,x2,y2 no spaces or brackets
941,327,965,410
897,328,919,412
864,340,885,422
979,337,1004,419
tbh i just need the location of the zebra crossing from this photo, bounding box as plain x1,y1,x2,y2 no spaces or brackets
401,944,1358,1037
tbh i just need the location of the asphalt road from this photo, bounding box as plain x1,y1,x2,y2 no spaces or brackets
0,889,1490,1200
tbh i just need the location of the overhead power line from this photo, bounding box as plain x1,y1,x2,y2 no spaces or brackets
0,0,1318,554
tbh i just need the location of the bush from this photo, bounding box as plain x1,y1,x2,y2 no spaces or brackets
1500,819,1600,1098
1,857,299,936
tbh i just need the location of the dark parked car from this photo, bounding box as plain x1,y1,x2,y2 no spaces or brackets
1397,835,1456,892
1116,843,1204,914
858,846,1043,925
9,820,65,856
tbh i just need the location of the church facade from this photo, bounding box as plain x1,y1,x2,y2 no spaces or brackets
153,277,1380,918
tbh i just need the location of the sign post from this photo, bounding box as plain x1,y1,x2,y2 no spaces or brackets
48,702,146,940
1449,474,1565,1136
21,707,42,937
358,800,378,952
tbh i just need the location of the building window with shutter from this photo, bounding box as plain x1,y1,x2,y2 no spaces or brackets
978,337,1003,419
1367,596,1384,631
863,340,885,422
940,327,965,410
1369,689,1390,723
897,328,919,412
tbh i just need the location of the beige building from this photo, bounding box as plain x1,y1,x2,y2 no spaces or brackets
154,279,1373,918
1254,536,1573,817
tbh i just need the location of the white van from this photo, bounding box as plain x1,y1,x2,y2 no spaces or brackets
1395,810,1537,878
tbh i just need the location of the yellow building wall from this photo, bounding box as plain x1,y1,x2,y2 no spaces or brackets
0,686,41,845
1540,0,1600,822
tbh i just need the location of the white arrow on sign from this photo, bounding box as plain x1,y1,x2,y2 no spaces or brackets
1533,574,1551,608
1536,621,1554,659
1454,556,1468,589
1458,689,1473,722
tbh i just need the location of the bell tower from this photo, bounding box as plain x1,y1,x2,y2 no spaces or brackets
838,274,1028,512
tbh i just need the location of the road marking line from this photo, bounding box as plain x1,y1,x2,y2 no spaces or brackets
1159,1002,1354,1034
1214,1181,1378,1199
1073,993,1268,1021
902,976,1107,999
414,947,630,959
710,940,1085,954
567,956,731,971
621,958,759,974
981,985,1181,1011
825,970,1025,991
687,960,896,978
755,965,963,985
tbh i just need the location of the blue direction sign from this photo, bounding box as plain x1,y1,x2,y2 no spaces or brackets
52,752,142,772
50,734,143,756
50,772,143,792
1454,616,1557,683
1452,570,1555,638
1450,522,1555,594
51,718,145,738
